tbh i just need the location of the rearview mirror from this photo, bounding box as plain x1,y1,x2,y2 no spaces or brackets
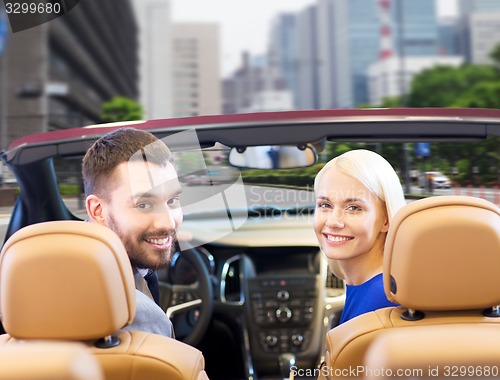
229,145,317,169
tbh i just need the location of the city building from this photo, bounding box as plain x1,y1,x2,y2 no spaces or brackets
467,13,500,64
171,23,221,117
367,55,463,106
269,13,299,109
456,0,500,62
222,52,289,114
132,0,173,119
222,52,265,114
295,4,321,110
391,0,439,57
457,0,500,14
438,17,461,56
0,0,138,150
270,0,440,108
242,90,293,113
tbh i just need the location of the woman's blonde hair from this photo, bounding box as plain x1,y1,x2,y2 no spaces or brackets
314,149,406,278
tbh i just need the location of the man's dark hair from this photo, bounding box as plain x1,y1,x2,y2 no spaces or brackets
82,128,174,198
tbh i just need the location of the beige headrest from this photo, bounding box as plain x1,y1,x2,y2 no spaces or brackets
0,342,103,379
0,221,136,340
384,196,500,310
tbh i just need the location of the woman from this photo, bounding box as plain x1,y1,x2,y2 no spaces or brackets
313,149,406,324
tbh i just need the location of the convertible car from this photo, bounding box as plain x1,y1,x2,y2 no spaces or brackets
1,108,500,379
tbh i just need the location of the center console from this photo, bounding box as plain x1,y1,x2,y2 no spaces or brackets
248,276,316,354
219,247,328,378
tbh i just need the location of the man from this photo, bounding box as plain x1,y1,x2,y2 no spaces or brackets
82,128,182,337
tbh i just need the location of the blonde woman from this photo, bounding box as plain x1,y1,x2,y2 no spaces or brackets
313,149,406,324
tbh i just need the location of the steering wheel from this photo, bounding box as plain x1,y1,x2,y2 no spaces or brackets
159,246,214,347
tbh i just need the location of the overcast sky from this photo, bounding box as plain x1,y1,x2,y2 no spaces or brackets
171,0,458,77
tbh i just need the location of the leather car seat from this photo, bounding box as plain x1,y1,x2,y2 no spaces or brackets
364,324,500,379
0,342,103,380
0,220,209,380
318,196,500,379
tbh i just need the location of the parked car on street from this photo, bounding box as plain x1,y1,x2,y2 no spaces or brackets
418,171,452,189
1,108,500,379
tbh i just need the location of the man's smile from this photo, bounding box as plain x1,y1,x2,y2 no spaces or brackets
144,236,173,250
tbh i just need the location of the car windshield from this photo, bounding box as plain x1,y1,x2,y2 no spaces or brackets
42,135,497,223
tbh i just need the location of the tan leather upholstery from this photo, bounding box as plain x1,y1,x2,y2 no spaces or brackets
0,221,209,380
0,342,103,380
319,196,500,379
0,221,135,340
364,325,500,379
384,195,500,310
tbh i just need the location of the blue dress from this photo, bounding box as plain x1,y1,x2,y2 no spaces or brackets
339,273,398,324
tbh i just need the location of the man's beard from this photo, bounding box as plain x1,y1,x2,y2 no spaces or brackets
107,214,176,270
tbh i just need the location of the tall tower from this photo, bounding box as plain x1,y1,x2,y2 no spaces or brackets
378,0,394,60
171,23,222,117
132,0,173,119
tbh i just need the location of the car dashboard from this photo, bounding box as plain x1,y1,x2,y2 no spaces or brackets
166,209,345,379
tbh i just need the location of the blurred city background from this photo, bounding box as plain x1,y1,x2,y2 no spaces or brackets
0,0,499,207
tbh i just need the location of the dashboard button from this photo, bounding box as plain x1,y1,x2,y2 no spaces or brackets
275,307,292,322
276,290,290,301
291,334,304,346
265,335,278,347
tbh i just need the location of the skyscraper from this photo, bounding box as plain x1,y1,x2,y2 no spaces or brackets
171,23,221,117
456,0,500,63
392,0,439,57
270,0,440,108
438,17,461,55
269,14,299,108
295,5,320,110
0,0,138,147
133,0,173,119
457,0,500,14
337,0,439,106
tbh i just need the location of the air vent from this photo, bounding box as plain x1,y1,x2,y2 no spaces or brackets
325,267,345,298
221,255,244,304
